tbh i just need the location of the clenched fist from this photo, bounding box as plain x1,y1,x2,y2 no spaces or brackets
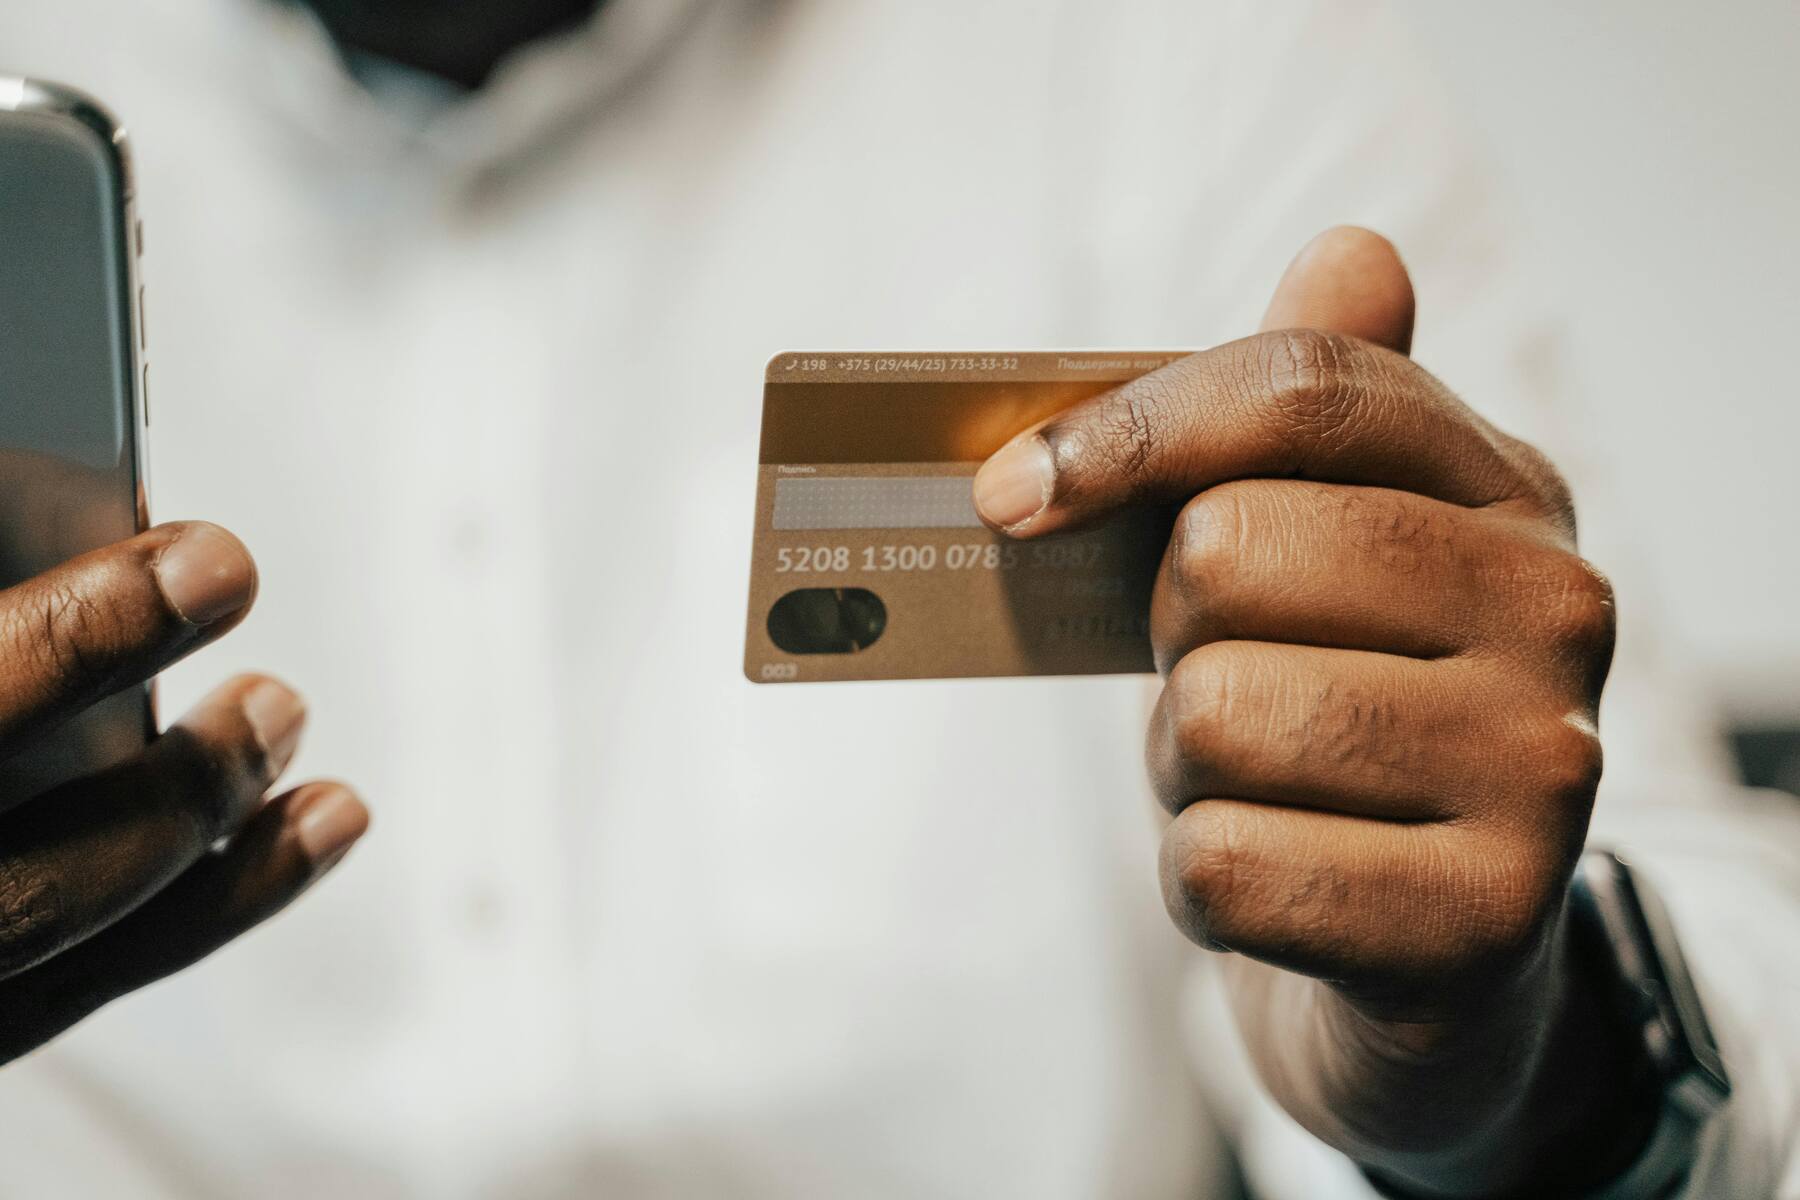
976,229,1646,1195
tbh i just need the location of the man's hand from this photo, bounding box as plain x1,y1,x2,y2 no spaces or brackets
975,229,1638,1195
0,520,366,1062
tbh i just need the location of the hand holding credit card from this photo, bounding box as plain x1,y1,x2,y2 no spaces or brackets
744,227,1635,1191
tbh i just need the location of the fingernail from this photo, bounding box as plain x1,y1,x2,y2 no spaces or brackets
154,522,256,626
242,679,305,779
973,436,1055,529
293,784,369,870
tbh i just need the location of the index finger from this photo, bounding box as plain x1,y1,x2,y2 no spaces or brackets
970,331,1546,538
0,521,257,748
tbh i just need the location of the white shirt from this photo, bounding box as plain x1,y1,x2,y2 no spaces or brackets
1,2,1794,1197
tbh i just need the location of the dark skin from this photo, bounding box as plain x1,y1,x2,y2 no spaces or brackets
974,229,1653,1195
0,0,563,1044
0,513,368,1062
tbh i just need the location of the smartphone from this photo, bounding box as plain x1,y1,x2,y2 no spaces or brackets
0,78,152,799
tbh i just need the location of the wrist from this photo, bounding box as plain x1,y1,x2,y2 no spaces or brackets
1229,948,1561,1182
1357,898,1661,1197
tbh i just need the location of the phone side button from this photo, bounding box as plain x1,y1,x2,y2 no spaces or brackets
139,285,148,351
141,362,151,425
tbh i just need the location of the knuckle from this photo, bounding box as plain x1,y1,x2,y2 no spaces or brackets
1110,383,1159,476
0,599,42,686
1160,806,1245,949
1539,555,1617,657
1291,677,1413,779
181,756,241,844
1064,373,1184,491
1336,489,1461,577
1168,488,1247,606
1501,437,1578,528
0,855,65,978
1454,848,1564,974
1530,718,1605,812
1166,648,1245,770
1438,724,1593,978
36,585,108,679
1166,643,1409,788
0,569,139,693
142,730,239,844
1459,900,1538,977
181,783,235,845
1260,328,1364,450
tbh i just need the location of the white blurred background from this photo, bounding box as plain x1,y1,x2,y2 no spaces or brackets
1395,1,1800,750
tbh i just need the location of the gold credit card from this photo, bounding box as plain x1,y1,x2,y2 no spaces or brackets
744,351,1187,683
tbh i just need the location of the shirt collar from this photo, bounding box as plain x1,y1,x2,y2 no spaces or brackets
242,0,717,178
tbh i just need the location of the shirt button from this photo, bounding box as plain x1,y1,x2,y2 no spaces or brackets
447,514,489,562
459,879,506,938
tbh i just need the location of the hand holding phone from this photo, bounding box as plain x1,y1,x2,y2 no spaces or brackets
0,80,367,1061
0,521,366,1061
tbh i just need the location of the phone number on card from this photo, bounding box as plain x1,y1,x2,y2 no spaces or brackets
791,356,1022,374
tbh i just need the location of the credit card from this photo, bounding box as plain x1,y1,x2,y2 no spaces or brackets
744,351,1187,683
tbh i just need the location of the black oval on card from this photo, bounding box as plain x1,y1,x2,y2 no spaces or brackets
767,588,887,655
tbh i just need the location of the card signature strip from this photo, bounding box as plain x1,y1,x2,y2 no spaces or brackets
771,476,982,531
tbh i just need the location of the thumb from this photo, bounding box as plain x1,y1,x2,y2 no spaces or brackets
1259,226,1415,354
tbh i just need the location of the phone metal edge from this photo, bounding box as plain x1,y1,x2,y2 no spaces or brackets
2,76,156,739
